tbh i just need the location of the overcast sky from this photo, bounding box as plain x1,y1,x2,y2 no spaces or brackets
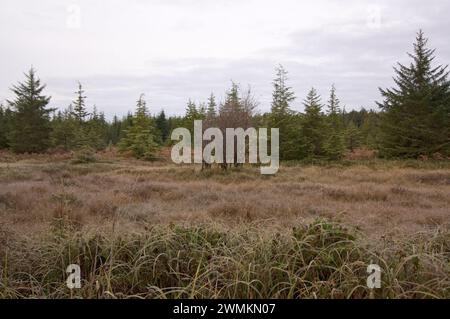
1,0,449,118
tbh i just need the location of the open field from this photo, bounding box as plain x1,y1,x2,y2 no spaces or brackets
0,153,449,298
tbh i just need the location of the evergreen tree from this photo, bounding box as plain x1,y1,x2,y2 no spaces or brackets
0,104,12,149
206,93,217,119
119,112,134,141
344,121,362,152
222,82,242,113
198,102,207,118
68,82,92,149
183,99,201,135
108,115,122,145
326,84,341,115
85,106,108,150
299,88,327,159
50,107,78,150
167,115,184,145
268,65,297,160
360,110,380,149
119,94,158,160
8,68,53,153
271,65,296,116
71,82,89,124
377,30,450,158
155,110,170,143
324,85,346,160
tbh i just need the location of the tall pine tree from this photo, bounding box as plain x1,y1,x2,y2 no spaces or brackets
268,65,297,160
299,88,327,159
377,30,450,158
8,68,53,153
71,82,89,124
324,85,346,160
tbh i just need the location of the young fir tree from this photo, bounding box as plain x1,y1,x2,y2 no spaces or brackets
183,99,201,136
118,112,134,141
8,68,53,153
155,110,170,144
206,93,217,119
360,110,380,149
108,116,118,145
299,88,327,159
85,106,108,150
324,85,346,160
223,82,242,113
268,65,297,160
50,107,78,150
377,30,450,158
119,94,158,160
71,82,89,124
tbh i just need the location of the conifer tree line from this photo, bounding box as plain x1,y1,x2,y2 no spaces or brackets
0,31,448,160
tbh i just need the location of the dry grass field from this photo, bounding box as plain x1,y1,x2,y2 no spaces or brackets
0,151,449,298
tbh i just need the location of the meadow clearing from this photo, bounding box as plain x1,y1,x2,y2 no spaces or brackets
0,150,449,298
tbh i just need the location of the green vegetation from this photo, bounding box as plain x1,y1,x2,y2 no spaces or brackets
118,94,159,160
378,30,450,158
0,31,448,162
7,68,53,153
0,219,448,299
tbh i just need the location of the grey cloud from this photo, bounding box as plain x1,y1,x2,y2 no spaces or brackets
1,0,450,119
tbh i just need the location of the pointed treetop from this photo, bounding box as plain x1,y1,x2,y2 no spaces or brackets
71,81,89,123
226,82,240,105
9,67,50,107
271,64,295,115
135,94,149,117
304,87,322,112
378,30,449,110
327,84,341,115
186,99,198,117
207,93,217,118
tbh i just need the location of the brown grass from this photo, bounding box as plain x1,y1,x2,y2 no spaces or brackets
0,154,449,238
0,153,449,298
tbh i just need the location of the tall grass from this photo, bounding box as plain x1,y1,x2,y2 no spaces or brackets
0,219,448,299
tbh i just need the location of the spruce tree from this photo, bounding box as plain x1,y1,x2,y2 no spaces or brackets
324,85,346,160
299,88,327,159
8,68,53,153
50,108,78,150
206,93,217,119
0,105,11,149
183,99,200,135
198,102,207,118
86,106,108,150
268,65,297,160
109,115,122,145
271,65,296,117
71,82,89,124
344,121,362,152
219,82,243,116
119,112,134,141
229,82,242,111
68,82,92,149
377,30,450,158
155,110,170,143
119,94,158,160
360,110,380,149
